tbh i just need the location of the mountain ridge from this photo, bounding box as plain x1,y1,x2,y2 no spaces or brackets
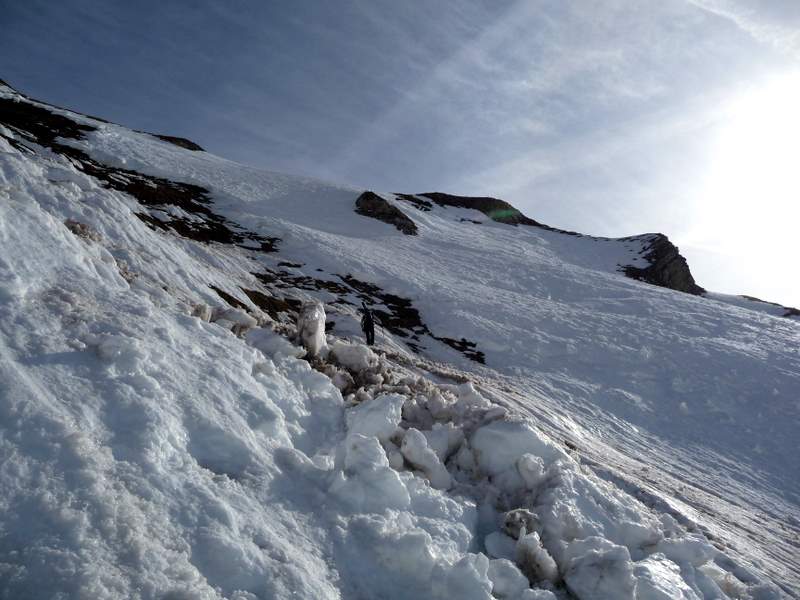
6,76,799,315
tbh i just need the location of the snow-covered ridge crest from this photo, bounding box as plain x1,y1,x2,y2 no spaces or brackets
1,78,798,598
390,191,705,297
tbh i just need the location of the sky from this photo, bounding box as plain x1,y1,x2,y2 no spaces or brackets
2,0,799,307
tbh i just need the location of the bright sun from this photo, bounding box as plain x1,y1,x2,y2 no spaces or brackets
704,73,800,235
687,72,800,304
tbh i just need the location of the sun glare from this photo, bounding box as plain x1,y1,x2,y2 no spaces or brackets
686,72,800,304
703,73,800,239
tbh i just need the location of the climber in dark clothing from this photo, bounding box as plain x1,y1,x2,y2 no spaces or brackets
360,301,375,346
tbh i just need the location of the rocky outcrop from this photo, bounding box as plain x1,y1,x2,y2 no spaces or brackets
355,191,418,235
622,234,704,295
401,192,583,235
0,88,278,251
152,134,205,151
417,192,542,226
0,79,204,152
740,296,800,319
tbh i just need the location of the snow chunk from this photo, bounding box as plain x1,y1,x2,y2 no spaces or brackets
191,303,213,322
563,537,636,600
329,339,378,371
340,515,437,592
434,554,493,600
246,327,305,359
297,300,327,357
457,382,492,409
343,433,388,473
330,434,410,512
455,442,477,472
655,534,713,568
634,554,701,600
384,439,405,470
422,422,465,462
426,389,455,421
517,454,548,491
346,393,405,443
697,561,750,599
214,307,257,328
471,420,568,492
488,558,530,598
401,428,452,490
485,531,517,561
517,531,559,584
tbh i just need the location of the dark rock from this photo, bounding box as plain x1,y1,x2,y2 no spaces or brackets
419,192,539,226
431,335,485,364
395,194,433,212
251,264,485,362
0,78,111,124
337,274,424,336
152,134,205,152
240,288,298,321
739,295,800,319
210,285,249,310
355,191,418,235
622,234,704,295
254,269,352,296
413,192,584,235
338,274,484,362
0,95,96,146
0,89,280,252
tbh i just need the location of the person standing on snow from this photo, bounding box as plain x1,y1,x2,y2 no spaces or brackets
360,301,375,346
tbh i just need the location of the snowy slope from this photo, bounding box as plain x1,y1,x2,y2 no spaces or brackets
1,81,798,599
705,293,800,321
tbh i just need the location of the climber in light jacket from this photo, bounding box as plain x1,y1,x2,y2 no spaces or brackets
360,301,375,346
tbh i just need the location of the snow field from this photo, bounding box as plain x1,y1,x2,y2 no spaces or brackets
1,83,796,598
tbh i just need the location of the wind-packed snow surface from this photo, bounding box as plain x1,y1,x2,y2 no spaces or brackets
1,82,798,599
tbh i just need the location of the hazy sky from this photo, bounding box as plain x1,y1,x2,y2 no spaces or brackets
2,0,799,306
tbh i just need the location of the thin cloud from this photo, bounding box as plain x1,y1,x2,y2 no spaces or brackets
688,0,800,58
